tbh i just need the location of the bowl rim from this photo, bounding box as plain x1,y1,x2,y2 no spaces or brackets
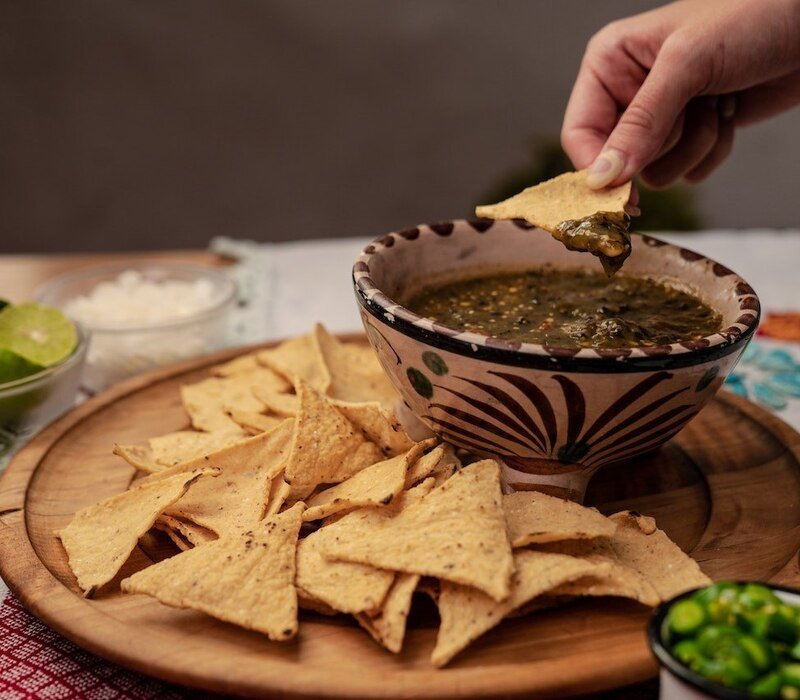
647,582,800,700
352,219,760,372
34,261,237,333
0,322,90,393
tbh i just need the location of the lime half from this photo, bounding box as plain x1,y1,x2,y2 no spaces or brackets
0,303,78,368
0,348,44,384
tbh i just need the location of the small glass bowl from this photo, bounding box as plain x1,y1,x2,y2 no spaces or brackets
36,262,237,393
0,323,89,453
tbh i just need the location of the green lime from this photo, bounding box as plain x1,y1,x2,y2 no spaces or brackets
0,348,44,384
0,303,77,367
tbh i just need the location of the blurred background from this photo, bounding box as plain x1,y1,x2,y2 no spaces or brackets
2,0,799,253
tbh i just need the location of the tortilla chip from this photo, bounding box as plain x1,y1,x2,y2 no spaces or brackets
314,324,397,408
332,401,416,456
323,460,514,602
431,550,599,667
122,503,305,641
251,387,299,417
156,514,217,548
476,170,631,233
112,442,161,474
405,442,459,487
181,369,283,432
298,589,340,616
284,378,383,500
210,353,262,377
302,444,423,522
164,418,294,537
295,539,394,615
503,491,617,547
265,477,291,518
256,333,331,393
536,536,660,607
548,567,659,605
295,480,434,614
58,467,218,596
149,429,247,466
225,408,284,435
607,511,711,600
356,573,419,653
114,429,249,474
154,520,192,551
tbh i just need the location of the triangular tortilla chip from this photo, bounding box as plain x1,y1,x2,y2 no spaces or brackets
265,476,291,518
181,368,284,432
295,539,394,615
548,568,659,604
256,332,331,393
153,520,192,551
331,401,416,456
503,491,617,547
252,387,299,417
283,378,383,500
536,536,661,607
122,503,305,641
163,419,294,537
356,573,420,653
476,171,633,274
607,511,711,600
323,460,514,601
302,444,424,522
224,408,284,435
295,480,434,614
211,353,264,378
431,550,599,667
114,429,248,473
298,589,340,616
476,170,631,233
150,429,246,466
57,467,218,596
112,442,161,474
405,442,459,487
156,514,217,548
314,325,397,408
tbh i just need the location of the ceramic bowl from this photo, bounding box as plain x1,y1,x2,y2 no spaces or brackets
352,219,759,500
648,583,800,699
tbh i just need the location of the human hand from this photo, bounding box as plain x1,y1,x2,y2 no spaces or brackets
561,0,800,189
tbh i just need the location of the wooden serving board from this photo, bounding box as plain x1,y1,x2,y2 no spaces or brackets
1,337,800,699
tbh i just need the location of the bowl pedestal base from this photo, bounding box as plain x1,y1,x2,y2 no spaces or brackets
499,456,599,503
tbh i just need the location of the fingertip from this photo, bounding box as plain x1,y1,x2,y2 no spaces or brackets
585,149,625,189
561,129,606,170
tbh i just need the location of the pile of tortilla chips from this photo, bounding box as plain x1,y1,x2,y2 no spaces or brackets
57,323,711,666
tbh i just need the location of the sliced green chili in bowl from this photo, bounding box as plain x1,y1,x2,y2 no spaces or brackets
649,582,800,699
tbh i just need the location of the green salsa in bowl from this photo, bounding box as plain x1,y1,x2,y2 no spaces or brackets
649,582,800,699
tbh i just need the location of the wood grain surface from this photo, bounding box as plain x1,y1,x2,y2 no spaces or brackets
1,338,799,699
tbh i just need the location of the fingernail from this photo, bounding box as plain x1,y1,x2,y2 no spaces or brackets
719,94,736,120
586,149,625,188
625,204,641,217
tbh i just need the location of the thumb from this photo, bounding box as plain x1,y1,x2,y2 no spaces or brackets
586,42,701,188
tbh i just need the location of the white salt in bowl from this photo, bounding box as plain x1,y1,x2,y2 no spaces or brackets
36,262,237,393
